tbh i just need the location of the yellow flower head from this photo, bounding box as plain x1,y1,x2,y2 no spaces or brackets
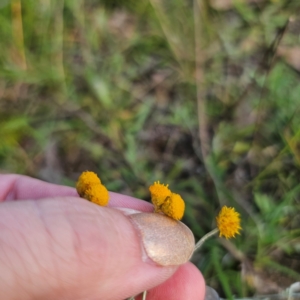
82,184,109,206
216,206,241,239
161,193,185,220
76,171,109,206
149,181,171,211
76,171,101,197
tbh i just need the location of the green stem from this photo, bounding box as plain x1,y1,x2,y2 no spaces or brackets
194,228,219,251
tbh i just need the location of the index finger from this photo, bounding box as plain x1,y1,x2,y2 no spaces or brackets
0,174,153,212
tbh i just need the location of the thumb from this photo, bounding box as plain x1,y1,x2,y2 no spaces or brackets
0,196,194,300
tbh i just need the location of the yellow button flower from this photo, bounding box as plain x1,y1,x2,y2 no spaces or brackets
76,171,109,206
82,184,109,206
149,181,171,212
160,193,185,220
216,206,241,239
76,171,101,197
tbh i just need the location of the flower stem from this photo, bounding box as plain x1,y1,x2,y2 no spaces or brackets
194,228,219,251
127,290,147,300
142,291,147,300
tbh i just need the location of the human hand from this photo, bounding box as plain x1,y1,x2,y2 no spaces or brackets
0,174,205,300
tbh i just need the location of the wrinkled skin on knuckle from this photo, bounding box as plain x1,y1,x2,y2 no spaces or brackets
0,199,105,299
0,197,143,299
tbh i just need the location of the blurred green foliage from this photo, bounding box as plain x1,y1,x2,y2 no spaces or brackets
1,0,300,297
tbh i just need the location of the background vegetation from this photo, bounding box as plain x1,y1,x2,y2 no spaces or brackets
1,0,300,298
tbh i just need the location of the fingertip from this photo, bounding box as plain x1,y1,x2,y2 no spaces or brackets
145,262,205,300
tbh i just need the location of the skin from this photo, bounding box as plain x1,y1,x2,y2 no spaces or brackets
0,174,205,300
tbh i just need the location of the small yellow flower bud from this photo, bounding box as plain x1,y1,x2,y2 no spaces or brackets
160,193,185,220
76,171,101,197
83,184,109,206
76,171,109,206
149,181,171,211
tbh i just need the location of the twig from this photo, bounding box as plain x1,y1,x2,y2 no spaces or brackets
52,0,66,86
11,0,27,70
194,0,230,205
251,19,290,143
194,0,210,160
